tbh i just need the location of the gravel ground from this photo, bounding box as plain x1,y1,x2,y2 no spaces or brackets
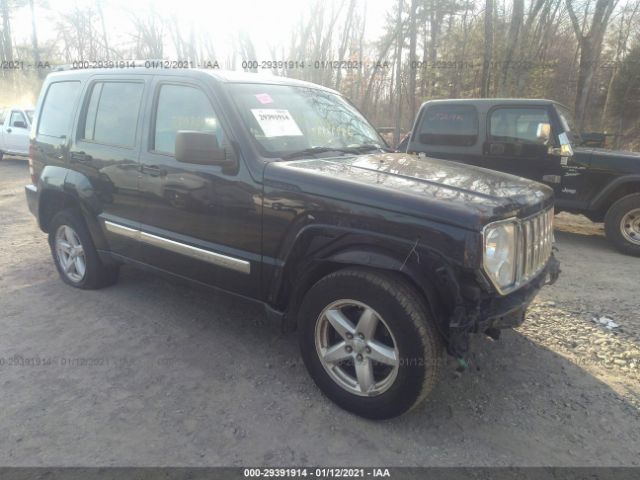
0,158,639,466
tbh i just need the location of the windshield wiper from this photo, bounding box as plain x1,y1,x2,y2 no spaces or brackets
351,144,394,153
281,146,358,160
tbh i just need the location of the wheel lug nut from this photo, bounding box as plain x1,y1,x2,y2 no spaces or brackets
345,346,352,353
365,347,371,354
346,333,353,339
358,333,365,340
356,354,363,361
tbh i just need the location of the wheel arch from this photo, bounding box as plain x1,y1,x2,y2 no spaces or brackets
590,176,640,218
271,227,459,333
37,166,110,252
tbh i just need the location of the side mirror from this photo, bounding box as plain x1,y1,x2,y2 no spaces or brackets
536,122,551,145
13,120,27,129
175,131,235,167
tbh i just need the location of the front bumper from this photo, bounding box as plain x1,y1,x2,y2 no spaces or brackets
447,254,560,356
480,254,561,331
25,184,38,217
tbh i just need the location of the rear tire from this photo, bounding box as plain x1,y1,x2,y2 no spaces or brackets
48,209,119,289
604,193,640,257
298,268,443,419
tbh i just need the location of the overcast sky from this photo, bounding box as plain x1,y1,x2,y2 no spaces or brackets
11,0,392,62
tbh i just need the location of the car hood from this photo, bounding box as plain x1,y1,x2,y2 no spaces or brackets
589,147,640,159
576,147,640,174
267,153,553,230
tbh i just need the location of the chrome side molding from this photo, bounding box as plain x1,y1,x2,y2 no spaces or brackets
104,221,138,240
103,220,251,274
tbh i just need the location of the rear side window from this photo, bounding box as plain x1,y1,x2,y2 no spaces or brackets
153,84,224,155
38,81,81,137
418,105,478,147
0,109,6,124
489,107,550,144
82,82,144,147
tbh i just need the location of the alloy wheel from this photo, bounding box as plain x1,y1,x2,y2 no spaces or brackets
314,299,400,397
55,225,87,283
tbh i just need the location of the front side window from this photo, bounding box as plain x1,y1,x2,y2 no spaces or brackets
489,107,551,144
82,82,144,147
228,83,383,158
153,84,224,155
9,111,27,128
38,81,81,138
418,104,479,147
555,105,581,146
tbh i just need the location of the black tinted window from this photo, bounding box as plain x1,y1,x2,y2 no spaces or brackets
82,82,144,147
154,84,223,155
489,107,550,143
38,81,81,137
418,105,478,146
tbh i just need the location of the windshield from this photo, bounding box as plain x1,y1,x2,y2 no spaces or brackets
227,83,384,158
555,105,581,146
25,110,34,123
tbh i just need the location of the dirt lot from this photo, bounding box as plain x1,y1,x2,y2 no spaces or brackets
0,157,638,466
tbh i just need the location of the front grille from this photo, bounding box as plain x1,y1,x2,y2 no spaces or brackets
519,208,554,282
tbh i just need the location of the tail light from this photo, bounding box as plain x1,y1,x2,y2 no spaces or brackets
28,145,36,185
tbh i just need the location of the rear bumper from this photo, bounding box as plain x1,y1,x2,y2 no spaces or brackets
25,184,38,217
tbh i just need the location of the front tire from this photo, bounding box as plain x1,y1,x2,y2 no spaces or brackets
298,268,443,419
604,193,640,256
48,209,119,289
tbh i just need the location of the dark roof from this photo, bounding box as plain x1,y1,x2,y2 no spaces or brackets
420,98,569,110
46,67,338,93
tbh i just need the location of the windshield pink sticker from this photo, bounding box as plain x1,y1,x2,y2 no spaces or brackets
251,109,303,137
255,93,274,104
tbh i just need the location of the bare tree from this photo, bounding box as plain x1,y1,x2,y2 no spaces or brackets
130,9,164,59
335,0,356,91
500,0,523,95
407,0,419,121
393,0,404,145
601,0,640,130
481,0,493,97
566,0,619,129
96,0,109,59
238,32,258,72
28,0,40,70
1,0,13,62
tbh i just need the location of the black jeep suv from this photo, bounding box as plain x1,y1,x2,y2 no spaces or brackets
406,99,640,256
25,69,559,419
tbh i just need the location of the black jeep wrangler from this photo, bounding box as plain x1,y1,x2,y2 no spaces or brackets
25,70,559,419
406,99,640,256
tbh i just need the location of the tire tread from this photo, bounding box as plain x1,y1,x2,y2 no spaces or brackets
299,267,443,418
604,193,640,256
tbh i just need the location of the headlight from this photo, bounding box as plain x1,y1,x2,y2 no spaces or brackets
483,221,517,290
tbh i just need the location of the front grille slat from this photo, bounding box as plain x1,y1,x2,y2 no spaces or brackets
518,208,553,285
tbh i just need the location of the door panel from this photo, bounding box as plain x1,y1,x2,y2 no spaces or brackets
69,77,148,260
137,77,261,298
6,111,30,153
482,106,565,196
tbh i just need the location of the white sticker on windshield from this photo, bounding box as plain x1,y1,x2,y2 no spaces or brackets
251,109,303,137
